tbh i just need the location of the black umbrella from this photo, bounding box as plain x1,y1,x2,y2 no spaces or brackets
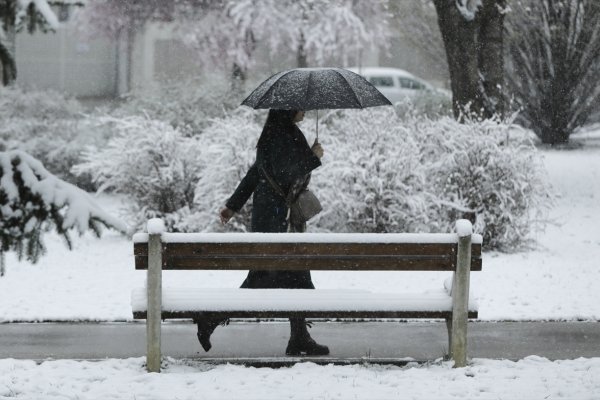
241,67,392,140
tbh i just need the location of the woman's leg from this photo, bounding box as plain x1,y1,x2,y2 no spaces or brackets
194,313,228,352
286,317,329,356
194,200,287,352
285,218,328,355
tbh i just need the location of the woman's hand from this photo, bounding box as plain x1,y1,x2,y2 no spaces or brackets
219,207,235,225
311,139,324,159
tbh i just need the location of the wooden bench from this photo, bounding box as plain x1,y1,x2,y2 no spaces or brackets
132,218,482,372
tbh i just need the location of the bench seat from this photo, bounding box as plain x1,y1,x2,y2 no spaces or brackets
131,288,479,319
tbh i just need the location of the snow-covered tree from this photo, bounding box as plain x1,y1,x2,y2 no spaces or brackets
432,0,507,119
189,0,392,91
81,0,393,92
0,150,127,276
75,0,215,93
0,0,75,85
506,0,600,144
236,0,393,68
179,0,390,90
294,0,393,68
178,0,259,94
75,0,212,38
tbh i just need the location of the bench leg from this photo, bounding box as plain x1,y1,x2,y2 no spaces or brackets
450,224,472,368
147,233,163,372
445,318,452,359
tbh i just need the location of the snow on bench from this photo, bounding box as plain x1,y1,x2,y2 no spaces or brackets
131,288,478,318
133,231,484,244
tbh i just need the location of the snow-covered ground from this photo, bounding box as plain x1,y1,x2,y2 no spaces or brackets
1,131,600,399
1,357,598,399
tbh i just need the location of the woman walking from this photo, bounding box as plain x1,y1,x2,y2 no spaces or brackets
195,109,329,356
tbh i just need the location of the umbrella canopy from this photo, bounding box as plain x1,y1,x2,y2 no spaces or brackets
241,67,392,110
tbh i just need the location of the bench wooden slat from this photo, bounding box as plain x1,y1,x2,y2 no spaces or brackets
142,256,456,271
135,242,471,256
133,310,478,319
136,242,458,256
134,242,482,271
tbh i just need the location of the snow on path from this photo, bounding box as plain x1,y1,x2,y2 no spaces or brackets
1,143,600,321
0,357,598,400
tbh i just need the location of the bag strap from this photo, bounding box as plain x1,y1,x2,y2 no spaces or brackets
260,165,291,206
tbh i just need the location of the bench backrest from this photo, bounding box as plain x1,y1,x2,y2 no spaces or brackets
133,232,482,272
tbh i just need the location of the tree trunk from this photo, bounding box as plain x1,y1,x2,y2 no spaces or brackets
433,0,505,119
229,62,246,102
540,90,571,144
0,22,17,86
433,0,481,119
540,74,571,145
229,28,254,101
478,0,506,118
297,32,307,68
115,26,134,96
540,128,570,145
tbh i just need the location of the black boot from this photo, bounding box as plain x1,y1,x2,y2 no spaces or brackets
286,318,329,356
194,315,228,352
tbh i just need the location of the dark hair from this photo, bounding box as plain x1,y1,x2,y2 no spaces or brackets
256,109,298,150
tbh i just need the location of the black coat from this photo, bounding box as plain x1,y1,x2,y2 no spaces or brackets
226,124,321,289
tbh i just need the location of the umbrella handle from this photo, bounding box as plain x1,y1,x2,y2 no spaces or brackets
315,109,319,143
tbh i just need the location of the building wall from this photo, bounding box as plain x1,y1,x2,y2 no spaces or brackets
129,23,202,92
15,12,118,98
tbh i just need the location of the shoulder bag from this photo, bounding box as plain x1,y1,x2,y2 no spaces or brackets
260,166,322,224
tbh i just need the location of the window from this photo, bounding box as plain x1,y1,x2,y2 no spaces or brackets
368,76,394,88
399,78,426,90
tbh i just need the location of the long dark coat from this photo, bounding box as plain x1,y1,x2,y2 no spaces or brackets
225,124,321,289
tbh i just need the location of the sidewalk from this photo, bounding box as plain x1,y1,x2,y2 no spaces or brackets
2,321,599,362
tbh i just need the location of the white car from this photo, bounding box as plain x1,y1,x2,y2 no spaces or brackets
347,67,448,104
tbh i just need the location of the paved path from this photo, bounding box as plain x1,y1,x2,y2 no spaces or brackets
1,322,599,362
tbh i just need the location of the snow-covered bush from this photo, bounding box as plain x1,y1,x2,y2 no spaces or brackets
309,109,436,233
393,91,453,120
113,75,236,136
187,108,262,232
0,150,127,276
72,116,206,231
0,87,105,190
187,108,551,250
415,116,552,250
84,106,550,250
0,86,82,120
